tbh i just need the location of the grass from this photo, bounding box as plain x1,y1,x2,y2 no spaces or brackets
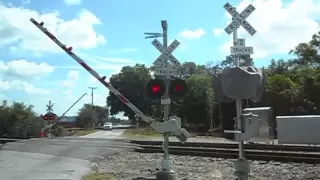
122,127,160,137
74,129,97,136
83,171,113,180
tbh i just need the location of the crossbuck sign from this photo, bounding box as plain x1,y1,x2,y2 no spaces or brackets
152,39,181,76
224,3,257,36
46,101,53,112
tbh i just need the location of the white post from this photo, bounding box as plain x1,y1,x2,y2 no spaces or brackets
48,125,51,138
232,28,245,159
231,12,250,180
161,20,173,172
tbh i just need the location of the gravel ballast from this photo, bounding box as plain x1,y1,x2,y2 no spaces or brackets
95,151,320,180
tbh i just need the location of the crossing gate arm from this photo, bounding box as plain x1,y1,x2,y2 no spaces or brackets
30,18,152,124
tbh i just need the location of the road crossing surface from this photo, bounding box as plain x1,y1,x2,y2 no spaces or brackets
0,136,135,180
80,129,125,139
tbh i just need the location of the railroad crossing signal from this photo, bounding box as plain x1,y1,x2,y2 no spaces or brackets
224,2,257,36
230,39,253,55
223,2,258,180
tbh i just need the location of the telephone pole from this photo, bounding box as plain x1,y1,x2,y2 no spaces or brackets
88,87,97,129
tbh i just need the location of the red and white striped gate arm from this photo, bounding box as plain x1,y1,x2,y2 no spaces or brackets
30,18,152,123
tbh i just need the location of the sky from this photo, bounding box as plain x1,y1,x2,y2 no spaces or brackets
0,0,320,117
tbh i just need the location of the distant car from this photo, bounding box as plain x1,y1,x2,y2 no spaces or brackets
103,122,113,130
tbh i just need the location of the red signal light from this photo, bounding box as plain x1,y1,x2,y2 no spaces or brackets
169,79,188,99
151,85,161,93
175,84,183,92
146,79,165,99
43,113,56,121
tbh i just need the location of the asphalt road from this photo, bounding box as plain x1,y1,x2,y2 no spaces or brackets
0,131,134,180
80,129,125,139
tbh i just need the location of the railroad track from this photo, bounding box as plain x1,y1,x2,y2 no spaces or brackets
131,140,320,164
0,138,27,144
130,140,320,152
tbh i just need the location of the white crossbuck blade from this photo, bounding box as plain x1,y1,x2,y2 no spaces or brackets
224,2,257,36
152,39,181,67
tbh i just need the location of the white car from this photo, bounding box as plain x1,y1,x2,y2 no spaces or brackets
103,122,113,130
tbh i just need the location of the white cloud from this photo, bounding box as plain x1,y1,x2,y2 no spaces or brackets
87,74,111,88
62,81,75,88
67,70,79,80
0,4,105,53
64,0,81,5
22,0,31,5
0,59,55,79
62,89,72,96
0,81,10,91
107,48,139,54
87,76,99,86
178,28,206,39
213,28,224,37
65,95,77,102
90,91,108,107
62,70,79,88
77,52,140,74
168,39,187,50
217,0,320,58
0,80,51,95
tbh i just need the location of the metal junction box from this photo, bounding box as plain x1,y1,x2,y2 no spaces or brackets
243,107,276,141
277,115,320,145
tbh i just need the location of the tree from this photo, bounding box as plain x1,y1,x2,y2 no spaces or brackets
107,64,152,123
177,62,205,79
178,73,214,131
0,100,41,137
76,104,108,129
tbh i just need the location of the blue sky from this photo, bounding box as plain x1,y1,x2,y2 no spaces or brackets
0,0,319,117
